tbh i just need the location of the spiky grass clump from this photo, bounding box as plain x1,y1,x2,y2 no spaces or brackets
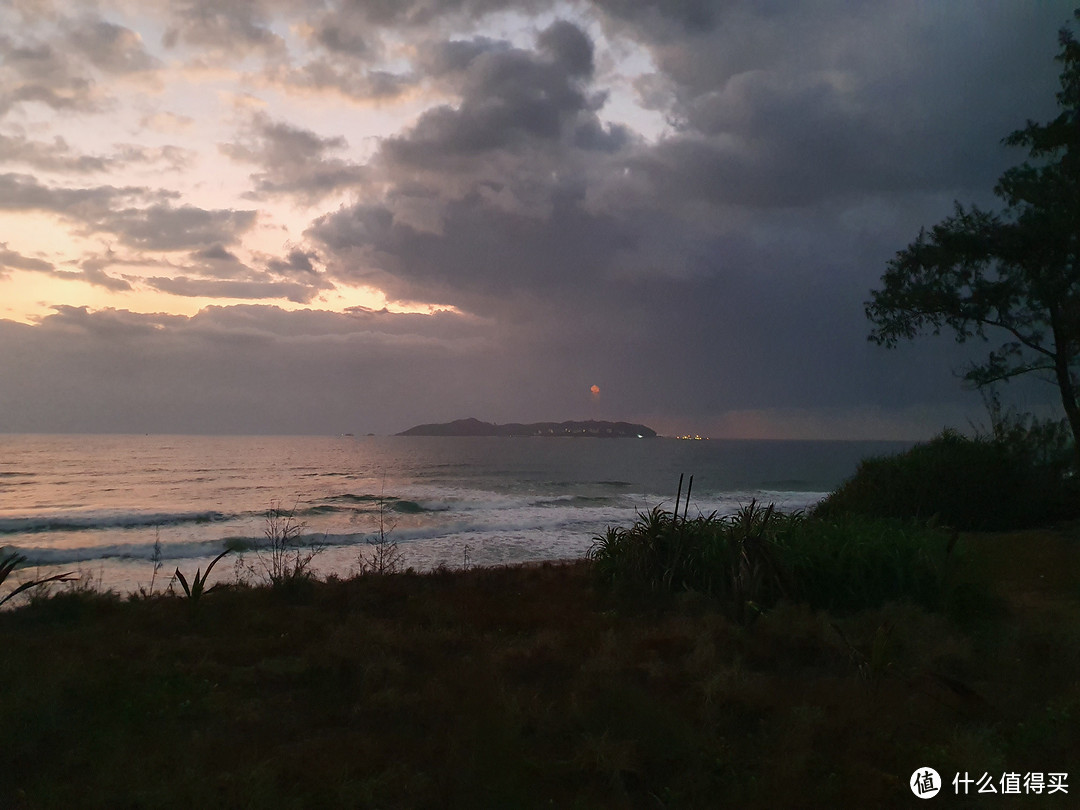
0,551,77,608
590,503,955,617
174,548,231,607
588,502,796,623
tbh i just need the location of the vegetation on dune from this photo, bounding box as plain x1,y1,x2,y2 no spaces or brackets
588,501,955,620
807,380,1079,531
814,427,1079,531
2,526,1079,809
1,444,1077,808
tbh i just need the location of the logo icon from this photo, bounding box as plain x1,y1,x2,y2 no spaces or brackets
911,767,942,798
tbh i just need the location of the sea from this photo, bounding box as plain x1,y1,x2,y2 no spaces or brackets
0,434,911,597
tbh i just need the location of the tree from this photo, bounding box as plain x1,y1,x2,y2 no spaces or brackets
866,11,1080,465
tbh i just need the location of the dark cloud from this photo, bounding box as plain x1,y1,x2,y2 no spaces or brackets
0,132,190,174
0,305,495,434
0,241,131,290
193,244,238,262
0,14,159,118
607,1,1075,208
593,0,721,36
265,248,319,278
141,243,330,301
95,205,258,251
0,132,110,172
310,186,634,311
181,245,255,280
159,244,327,294
537,19,594,76
78,248,158,291
1,1,1074,437
416,35,510,76
267,59,415,102
162,0,285,58
220,113,367,201
303,0,543,33
78,266,134,291
143,276,322,304
0,172,177,223
0,33,98,115
297,3,1072,438
383,22,601,166
0,243,53,277
65,17,160,73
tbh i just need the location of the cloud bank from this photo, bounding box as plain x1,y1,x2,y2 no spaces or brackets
0,0,1074,436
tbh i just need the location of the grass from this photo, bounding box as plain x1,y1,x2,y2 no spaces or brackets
2,520,1079,808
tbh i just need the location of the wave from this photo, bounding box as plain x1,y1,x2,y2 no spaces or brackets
529,495,616,508
3,537,238,566
0,510,232,536
321,494,450,514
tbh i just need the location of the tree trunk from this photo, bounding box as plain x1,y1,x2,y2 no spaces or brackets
1060,377,1080,471
1050,312,1080,470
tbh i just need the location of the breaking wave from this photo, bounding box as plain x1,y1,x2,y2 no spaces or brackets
0,510,233,536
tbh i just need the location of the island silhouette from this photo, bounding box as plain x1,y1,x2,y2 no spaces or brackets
397,418,657,438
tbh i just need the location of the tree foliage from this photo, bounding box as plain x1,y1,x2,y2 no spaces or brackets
867,11,1080,461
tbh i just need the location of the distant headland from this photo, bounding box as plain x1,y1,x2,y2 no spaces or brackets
397,418,657,438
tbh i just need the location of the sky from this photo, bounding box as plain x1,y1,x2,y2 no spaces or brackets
0,0,1075,438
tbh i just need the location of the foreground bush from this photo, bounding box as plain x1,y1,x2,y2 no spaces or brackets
589,504,953,618
813,429,1078,531
588,503,794,623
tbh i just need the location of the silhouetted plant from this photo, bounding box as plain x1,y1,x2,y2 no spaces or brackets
134,532,165,600
247,501,323,588
358,491,404,575
0,551,77,607
174,548,231,606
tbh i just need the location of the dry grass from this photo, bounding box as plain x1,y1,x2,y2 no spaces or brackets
1,523,1078,809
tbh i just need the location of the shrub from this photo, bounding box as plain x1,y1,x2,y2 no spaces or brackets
357,492,404,576
590,501,956,617
813,430,1079,531
589,503,796,623
244,501,323,590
